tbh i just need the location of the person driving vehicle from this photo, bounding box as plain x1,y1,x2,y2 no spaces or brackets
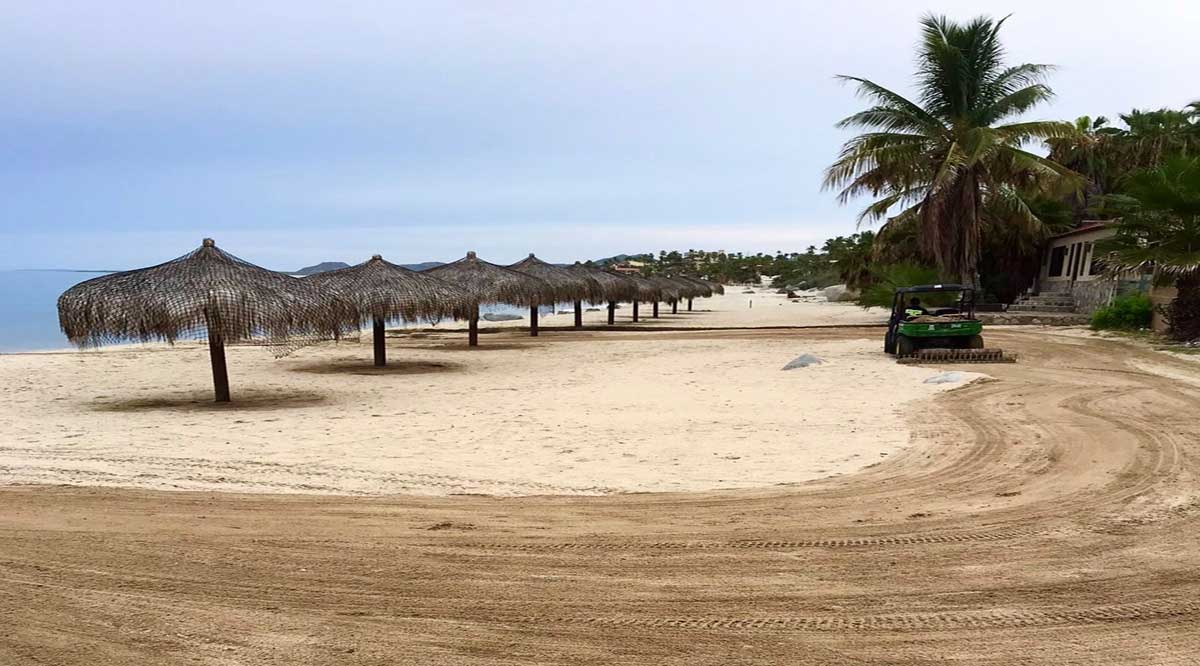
904,297,928,319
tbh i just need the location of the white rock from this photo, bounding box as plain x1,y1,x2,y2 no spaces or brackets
924,371,967,384
782,354,824,370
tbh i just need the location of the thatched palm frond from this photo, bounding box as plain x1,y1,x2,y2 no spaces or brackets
307,255,475,326
648,276,685,302
424,251,549,307
568,262,639,302
671,276,714,299
699,279,725,295
625,273,664,302
507,254,601,303
58,238,340,349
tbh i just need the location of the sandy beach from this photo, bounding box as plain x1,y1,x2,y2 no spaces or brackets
0,294,956,496
4,328,1200,665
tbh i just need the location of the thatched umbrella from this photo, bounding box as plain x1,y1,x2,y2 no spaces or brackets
647,276,685,318
507,254,600,332
624,274,663,322
425,251,548,346
568,262,638,325
673,276,714,312
57,238,341,402
307,255,475,366
703,279,726,295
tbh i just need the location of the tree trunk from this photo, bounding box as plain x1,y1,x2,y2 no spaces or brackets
468,306,479,347
1168,272,1200,341
372,316,387,367
607,301,616,325
529,305,539,336
574,300,583,328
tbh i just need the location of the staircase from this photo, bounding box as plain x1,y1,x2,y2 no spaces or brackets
978,283,1090,326
1008,286,1077,313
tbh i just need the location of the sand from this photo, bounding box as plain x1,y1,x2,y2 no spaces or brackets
4,329,1200,665
440,287,887,330
0,294,969,496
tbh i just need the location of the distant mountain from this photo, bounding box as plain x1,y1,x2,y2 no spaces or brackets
589,253,645,267
294,261,351,275
405,261,445,272
294,260,446,275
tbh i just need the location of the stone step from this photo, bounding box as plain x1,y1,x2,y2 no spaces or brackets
1015,298,1076,307
981,312,1091,326
1007,304,1077,313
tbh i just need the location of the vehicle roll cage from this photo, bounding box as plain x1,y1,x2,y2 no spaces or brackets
889,284,977,322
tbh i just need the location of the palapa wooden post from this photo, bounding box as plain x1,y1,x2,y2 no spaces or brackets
607,301,616,325
204,308,231,403
529,305,539,336
573,300,583,328
208,333,230,403
372,316,387,366
652,301,659,318
671,300,678,314
632,301,639,322
468,305,480,347
687,297,693,311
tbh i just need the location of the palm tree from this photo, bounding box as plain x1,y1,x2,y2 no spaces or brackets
1114,107,1200,170
825,14,1080,286
1096,157,1200,340
1046,115,1124,196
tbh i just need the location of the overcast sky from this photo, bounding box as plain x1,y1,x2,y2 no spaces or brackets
1,1,1197,270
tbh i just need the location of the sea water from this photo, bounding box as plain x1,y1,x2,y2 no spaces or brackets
0,270,107,352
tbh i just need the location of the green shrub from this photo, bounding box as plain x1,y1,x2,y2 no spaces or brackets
856,263,954,310
1091,293,1153,331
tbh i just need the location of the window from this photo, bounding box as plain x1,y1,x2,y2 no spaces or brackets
1048,246,1067,277
1087,243,1105,276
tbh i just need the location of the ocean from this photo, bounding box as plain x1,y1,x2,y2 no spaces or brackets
0,270,107,353
0,269,550,353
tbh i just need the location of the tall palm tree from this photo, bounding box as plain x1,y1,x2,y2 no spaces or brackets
1046,115,1123,196
1114,107,1200,169
1096,157,1200,340
825,14,1080,285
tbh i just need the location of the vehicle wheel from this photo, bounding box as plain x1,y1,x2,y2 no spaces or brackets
966,335,984,349
896,334,916,357
884,331,897,354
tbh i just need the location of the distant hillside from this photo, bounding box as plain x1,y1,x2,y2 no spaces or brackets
294,261,351,275
590,253,642,267
294,260,445,274
404,261,444,272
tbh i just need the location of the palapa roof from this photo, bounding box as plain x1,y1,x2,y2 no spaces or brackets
58,238,342,349
623,273,663,302
647,276,687,301
424,251,549,307
672,276,714,298
507,254,601,303
701,279,725,295
306,255,475,325
567,262,639,303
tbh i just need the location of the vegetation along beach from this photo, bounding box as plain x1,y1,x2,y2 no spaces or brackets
2,4,1199,665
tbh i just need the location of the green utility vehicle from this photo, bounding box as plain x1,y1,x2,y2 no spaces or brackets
884,284,985,357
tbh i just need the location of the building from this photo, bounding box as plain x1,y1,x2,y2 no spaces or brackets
1035,220,1117,313
1021,219,1152,316
611,261,645,275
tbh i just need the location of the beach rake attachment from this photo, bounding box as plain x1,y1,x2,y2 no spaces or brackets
896,348,1016,364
